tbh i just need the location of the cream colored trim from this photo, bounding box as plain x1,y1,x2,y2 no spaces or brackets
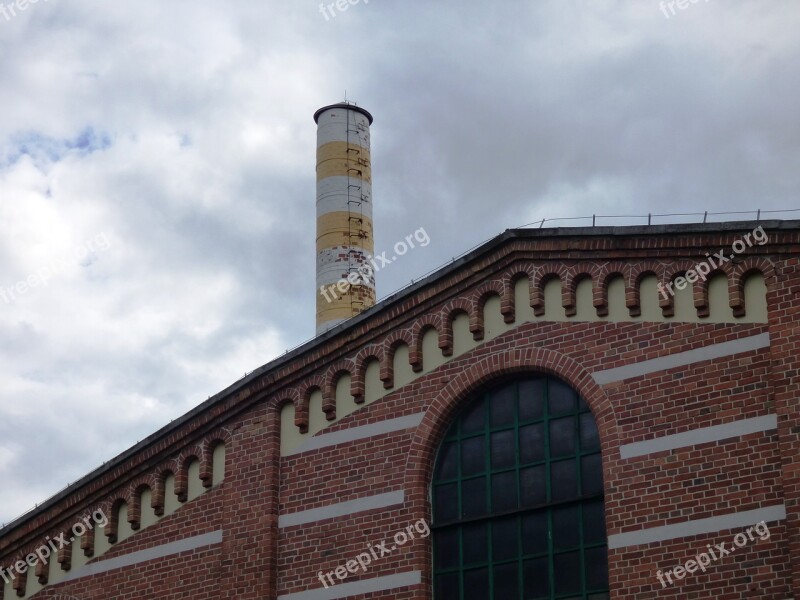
592,333,770,385
279,491,404,528
620,414,778,459
608,505,786,549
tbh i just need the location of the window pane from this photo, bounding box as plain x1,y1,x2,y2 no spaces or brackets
491,430,516,469
522,511,548,556
461,399,485,433
461,436,485,476
549,379,576,415
436,441,458,479
583,500,606,544
551,459,578,502
432,378,608,599
580,412,600,451
581,454,603,496
523,557,549,598
492,471,518,512
490,384,516,426
520,465,546,507
435,573,460,600
491,516,518,561
463,568,489,600
585,547,609,590
462,521,488,565
519,378,545,421
435,483,458,522
493,563,519,598
549,416,576,457
434,528,459,569
520,423,544,463
553,551,581,595
461,477,487,519
552,505,580,550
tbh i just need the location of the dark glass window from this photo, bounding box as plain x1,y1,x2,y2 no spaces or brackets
432,377,608,599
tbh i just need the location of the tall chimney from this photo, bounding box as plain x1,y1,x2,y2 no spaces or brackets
314,102,376,334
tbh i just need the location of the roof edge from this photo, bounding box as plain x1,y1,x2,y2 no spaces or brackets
3,219,799,537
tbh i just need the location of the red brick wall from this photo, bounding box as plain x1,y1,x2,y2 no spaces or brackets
0,224,797,599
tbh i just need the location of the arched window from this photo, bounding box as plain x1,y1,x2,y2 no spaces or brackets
432,376,608,599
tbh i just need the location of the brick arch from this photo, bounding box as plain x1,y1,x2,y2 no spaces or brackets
662,259,701,317
410,315,443,373
472,280,510,340
564,265,599,318
730,258,775,316
437,298,475,356
594,262,631,317
444,296,479,331
351,346,383,404
104,495,128,544
663,259,700,282
501,263,537,288
500,263,537,323
87,497,114,525
402,346,619,517
174,451,202,503
693,268,728,317
126,473,157,496
272,388,305,433
199,429,232,488
125,474,157,530
323,360,356,418
381,330,415,389
202,426,233,449
301,375,327,424
627,261,663,317
531,264,570,316
732,256,775,282
630,262,664,285
152,465,177,516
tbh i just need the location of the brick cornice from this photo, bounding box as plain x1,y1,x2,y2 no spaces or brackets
2,221,798,559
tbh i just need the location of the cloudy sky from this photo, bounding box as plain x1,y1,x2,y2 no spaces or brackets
0,0,798,524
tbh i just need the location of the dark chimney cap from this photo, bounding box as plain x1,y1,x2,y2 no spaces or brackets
314,103,374,125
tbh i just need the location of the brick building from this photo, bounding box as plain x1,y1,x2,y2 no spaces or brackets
2,104,799,599
1,216,798,599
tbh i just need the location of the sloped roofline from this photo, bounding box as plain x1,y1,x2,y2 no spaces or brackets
3,219,799,535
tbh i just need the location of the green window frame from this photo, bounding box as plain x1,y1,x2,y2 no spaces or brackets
432,376,609,600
